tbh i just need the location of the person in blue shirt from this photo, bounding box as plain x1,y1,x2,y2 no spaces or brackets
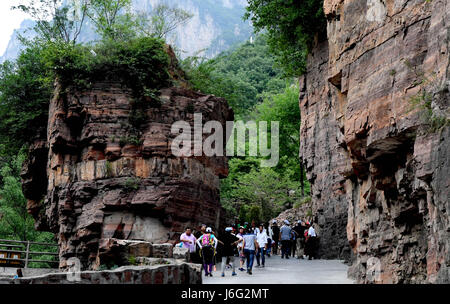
279,220,292,259
13,268,23,279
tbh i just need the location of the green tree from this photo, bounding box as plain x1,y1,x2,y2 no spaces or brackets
136,4,194,40
221,162,304,223
0,151,54,242
254,85,301,179
220,84,310,221
182,35,290,118
85,0,136,41
245,0,326,76
14,0,88,44
0,45,52,158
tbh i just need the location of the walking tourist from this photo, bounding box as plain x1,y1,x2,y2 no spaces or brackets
290,226,297,257
305,222,317,260
271,220,280,255
256,223,268,267
294,220,306,259
237,226,246,271
192,224,207,264
266,223,273,257
242,227,259,275
220,227,241,277
280,220,292,259
196,227,218,276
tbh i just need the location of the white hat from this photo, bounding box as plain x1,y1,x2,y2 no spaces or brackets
298,220,302,224
272,220,277,224
225,227,232,232
206,227,212,233
284,220,290,225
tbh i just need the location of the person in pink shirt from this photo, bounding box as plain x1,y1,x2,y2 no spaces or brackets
180,227,197,253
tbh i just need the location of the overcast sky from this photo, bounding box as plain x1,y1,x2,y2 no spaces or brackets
0,1,28,56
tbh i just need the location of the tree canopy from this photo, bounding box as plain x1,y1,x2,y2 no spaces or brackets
245,0,327,76
182,35,288,118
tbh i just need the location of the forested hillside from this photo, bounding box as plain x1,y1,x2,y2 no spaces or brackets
183,35,310,223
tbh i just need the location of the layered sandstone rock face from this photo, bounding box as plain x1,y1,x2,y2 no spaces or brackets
300,0,449,283
22,81,233,270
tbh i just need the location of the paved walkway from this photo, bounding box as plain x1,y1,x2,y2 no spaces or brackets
203,255,354,284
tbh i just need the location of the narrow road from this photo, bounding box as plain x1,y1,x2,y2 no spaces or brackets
203,255,354,284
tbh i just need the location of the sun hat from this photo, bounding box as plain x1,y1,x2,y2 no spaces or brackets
206,227,212,233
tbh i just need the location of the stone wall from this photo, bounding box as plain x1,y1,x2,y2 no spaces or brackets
22,81,233,270
0,267,60,278
300,0,449,283
1,263,202,284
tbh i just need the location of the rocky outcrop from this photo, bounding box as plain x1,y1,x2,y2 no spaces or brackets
273,199,314,225
300,0,449,283
22,80,233,270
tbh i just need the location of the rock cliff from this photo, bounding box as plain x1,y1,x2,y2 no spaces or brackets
300,0,449,283
22,77,233,269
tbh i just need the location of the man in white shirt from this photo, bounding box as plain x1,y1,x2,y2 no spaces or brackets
308,225,316,237
255,224,268,267
305,222,317,260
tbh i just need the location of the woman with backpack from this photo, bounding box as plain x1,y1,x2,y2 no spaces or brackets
196,227,218,277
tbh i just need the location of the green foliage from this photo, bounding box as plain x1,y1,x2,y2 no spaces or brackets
13,0,88,44
42,37,170,94
220,84,310,221
0,150,54,244
184,37,310,223
136,4,194,40
85,0,136,41
128,255,137,265
119,135,142,147
0,46,52,157
253,85,301,179
404,60,450,134
123,177,140,191
245,0,327,76
98,262,120,271
182,35,289,118
221,161,305,223
105,161,114,177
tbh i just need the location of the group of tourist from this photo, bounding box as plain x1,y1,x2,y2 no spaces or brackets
178,219,318,277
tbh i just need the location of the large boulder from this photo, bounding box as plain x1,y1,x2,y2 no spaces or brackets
22,81,233,270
